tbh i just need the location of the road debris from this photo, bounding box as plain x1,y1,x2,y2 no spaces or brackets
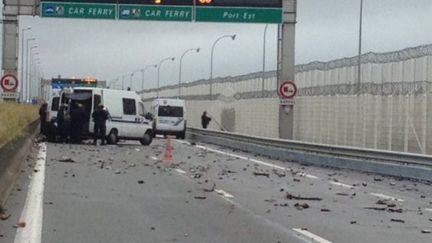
272,169,286,178
293,178,301,182
320,208,331,212
138,180,145,184
0,213,11,221
390,219,405,223
194,196,207,200
253,172,270,177
286,192,322,201
294,203,310,210
58,156,76,163
350,221,357,224
421,229,431,234
203,183,216,192
14,222,26,228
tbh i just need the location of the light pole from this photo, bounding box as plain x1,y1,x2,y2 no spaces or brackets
29,52,39,99
357,0,363,95
179,48,200,98
140,64,158,92
157,57,175,97
24,38,35,101
209,34,236,98
262,24,269,97
122,75,126,90
27,45,37,101
129,72,135,90
20,26,31,102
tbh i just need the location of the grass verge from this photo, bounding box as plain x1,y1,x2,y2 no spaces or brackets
0,103,38,147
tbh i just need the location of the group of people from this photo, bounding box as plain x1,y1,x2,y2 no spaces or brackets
39,102,111,145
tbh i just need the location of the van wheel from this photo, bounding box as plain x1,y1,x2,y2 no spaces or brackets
179,130,186,140
140,133,152,146
107,131,118,145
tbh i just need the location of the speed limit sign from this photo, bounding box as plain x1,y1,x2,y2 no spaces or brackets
1,74,19,92
278,80,297,99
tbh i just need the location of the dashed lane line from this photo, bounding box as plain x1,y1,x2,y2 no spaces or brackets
293,228,333,243
14,143,47,243
330,181,354,189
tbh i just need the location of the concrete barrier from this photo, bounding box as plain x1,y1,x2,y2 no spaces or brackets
0,120,39,210
188,128,432,182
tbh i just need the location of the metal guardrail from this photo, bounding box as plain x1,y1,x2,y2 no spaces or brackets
187,127,432,167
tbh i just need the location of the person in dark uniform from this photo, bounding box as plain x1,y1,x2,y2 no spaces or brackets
70,103,86,143
92,105,110,145
39,103,48,134
201,111,211,129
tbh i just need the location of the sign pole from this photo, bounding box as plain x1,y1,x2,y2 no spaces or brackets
278,0,297,139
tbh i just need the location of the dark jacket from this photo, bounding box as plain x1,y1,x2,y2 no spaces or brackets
201,113,211,128
92,107,110,125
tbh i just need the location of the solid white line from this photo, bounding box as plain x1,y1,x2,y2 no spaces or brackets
14,143,47,243
191,143,320,180
215,189,234,198
330,181,353,189
175,168,186,174
369,192,404,202
293,228,333,243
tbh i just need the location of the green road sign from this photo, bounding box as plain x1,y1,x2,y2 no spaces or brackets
119,5,193,22
195,7,282,24
41,2,116,19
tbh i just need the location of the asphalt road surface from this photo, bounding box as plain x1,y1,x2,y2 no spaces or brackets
1,138,432,243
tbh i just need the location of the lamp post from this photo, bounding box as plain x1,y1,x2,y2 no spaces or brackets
27,45,38,101
209,34,236,98
24,38,35,101
157,57,175,97
179,48,200,98
29,54,40,99
122,75,126,90
20,26,31,102
140,64,158,92
262,24,269,97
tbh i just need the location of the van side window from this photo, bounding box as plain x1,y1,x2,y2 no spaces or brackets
138,102,145,116
94,95,101,109
51,97,60,111
122,98,136,115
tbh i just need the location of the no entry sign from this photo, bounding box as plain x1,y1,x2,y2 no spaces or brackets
1,74,19,92
278,80,297,99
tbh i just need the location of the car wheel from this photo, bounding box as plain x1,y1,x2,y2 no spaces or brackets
107,130,118,145
140,133,152,145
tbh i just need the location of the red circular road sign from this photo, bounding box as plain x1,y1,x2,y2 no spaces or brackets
1,74,19,92
279,81,297,99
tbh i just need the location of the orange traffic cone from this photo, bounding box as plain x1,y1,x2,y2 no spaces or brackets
163,138,173,162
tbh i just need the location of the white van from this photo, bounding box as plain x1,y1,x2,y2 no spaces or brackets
151,98,186,139
54,87,154,145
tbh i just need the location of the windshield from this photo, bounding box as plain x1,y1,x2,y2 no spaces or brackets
158,105,183,117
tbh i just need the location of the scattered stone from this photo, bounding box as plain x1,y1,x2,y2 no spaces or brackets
0,213,11,221
294,203,310,210
272,169,286,178
421,229,431,234
350,221,357,224
390,219,405,223
293,178,301,182
184,233,189,237
336,192,349,196
14,222,26,228
286,192,322,201
253,171,270,177
138,180,145,184
280,188,284,192
374,177,383,182
58,157,75,163
114,170,121,174
388,208,403,213
203,183,216,192
150,226,155,231
194,196,207,200
420,195,426,199
364,206,387,211
320,208,331,212
362,183,367,187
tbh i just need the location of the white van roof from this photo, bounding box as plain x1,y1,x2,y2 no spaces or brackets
153,98,185,106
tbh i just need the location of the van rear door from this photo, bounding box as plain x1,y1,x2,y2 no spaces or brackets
156,105,184,132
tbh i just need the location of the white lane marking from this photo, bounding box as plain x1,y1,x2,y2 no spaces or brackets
369,192,404,202
151,156,158,161
14,143,47,243
330,181,353,189
293,228,333,243
215,189,234,198
424,208,432,212
175,168,186,174
191,143,321,180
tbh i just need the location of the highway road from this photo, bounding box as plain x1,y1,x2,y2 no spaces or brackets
1,138,432,243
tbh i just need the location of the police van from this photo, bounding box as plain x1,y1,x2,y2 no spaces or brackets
151,98,186,139
48,87,154,145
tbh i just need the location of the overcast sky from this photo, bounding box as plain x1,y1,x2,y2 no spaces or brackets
3,0,432,90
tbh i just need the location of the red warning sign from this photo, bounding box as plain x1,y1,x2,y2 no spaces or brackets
1,74,19,92
278,80,297,99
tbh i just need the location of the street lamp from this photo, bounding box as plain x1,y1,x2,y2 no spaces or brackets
357,0,363,95
262,24,269,97
122,75,126,90
209,34,236,98
157,57,175,97
140,64,158,92
27,45,38,101
179,48,200,98
24,38,36,101
29,53,40,98
20,26,31,102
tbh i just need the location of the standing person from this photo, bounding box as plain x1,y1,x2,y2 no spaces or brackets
70,103,86,143
92,105,110,145
39,102,48,134
201,111,211,129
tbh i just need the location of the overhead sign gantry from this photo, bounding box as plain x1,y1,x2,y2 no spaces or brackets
39,0,283,23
